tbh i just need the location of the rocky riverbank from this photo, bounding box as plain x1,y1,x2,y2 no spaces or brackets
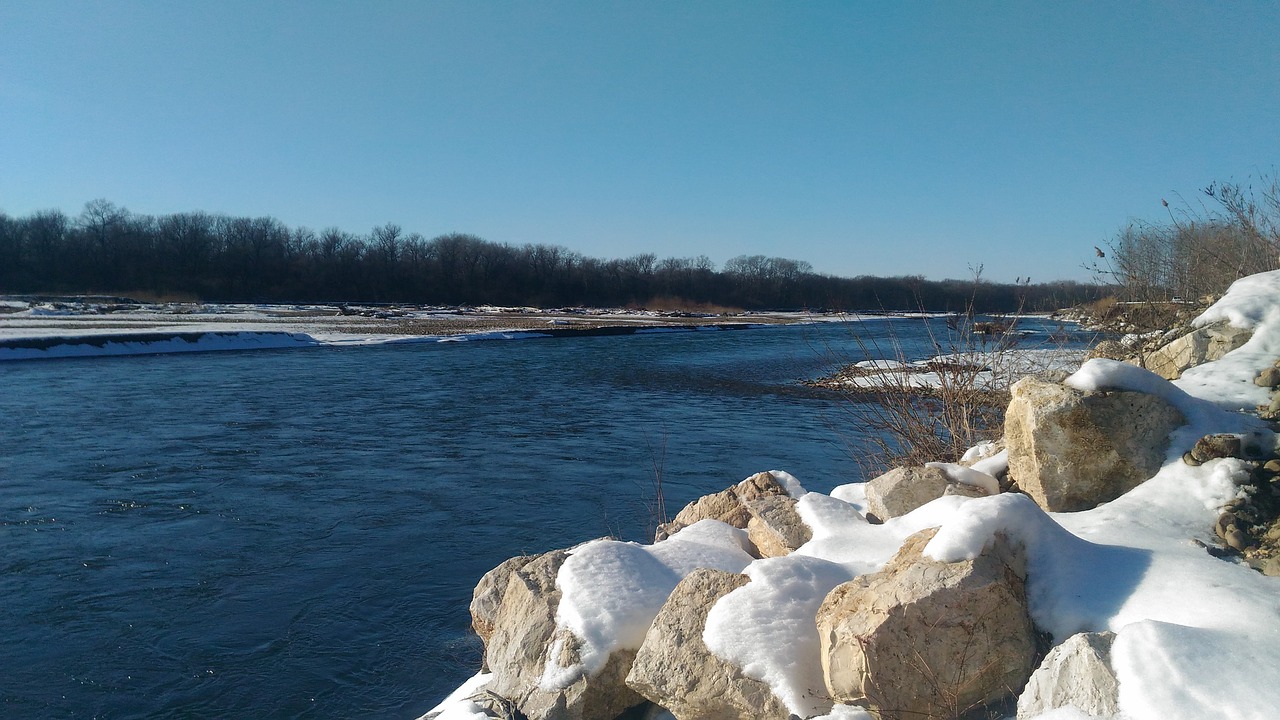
424,269,1280,720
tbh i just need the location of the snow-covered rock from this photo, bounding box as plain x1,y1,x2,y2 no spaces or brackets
817,528,1035,719
626,568,793,720
1016,631,1120,720
480,548,628,720
1005,377,1185,511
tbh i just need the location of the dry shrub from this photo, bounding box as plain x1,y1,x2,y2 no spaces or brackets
840,316,1013,471
827,269,1080,475
1082,296,1120,323
639,296,744,315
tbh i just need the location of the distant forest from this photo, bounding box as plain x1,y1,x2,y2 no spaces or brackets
0,200,1106,312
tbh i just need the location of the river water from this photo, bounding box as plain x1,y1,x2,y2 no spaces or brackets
0,318,1085,718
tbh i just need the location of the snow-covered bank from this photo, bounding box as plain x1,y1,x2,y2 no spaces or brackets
0,298,814,361
425,270,1280,720
0,331,322,360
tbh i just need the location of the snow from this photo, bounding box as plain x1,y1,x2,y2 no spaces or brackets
539,519,754,691
424,273,1280,720
924,460,1001,495
833,346,1086,392
809,705,875,720
702,554,855,717
0,331,320,360
960,440,1001,463
970,447,1009,478
415,672,493,720
1192,269,1280,330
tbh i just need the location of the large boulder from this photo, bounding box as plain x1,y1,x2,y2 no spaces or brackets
481,549,646,720
817,528,1035,720
864,466,950,521
626,568,792,720
1143,321,1252,380
1004,377,1185,512
1016,632,1120,719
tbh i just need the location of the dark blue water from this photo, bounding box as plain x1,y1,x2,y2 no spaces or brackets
0,319,1086,719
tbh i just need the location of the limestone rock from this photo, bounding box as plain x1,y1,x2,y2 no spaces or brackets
483,550,567,714
1144,322,1251,380
1257,366,1280,388
1204,322,1253,360
1016,632,1120,719
863,466,950,521
1004,377,1185,512
817,528,1035,720
1252,555,1280,577
1144,328,1210,379
656,470,798,545
471,554,537,645
735,470,794,502
483,548,646,720
743,494,812,557
627,568,792,720
655,487,752,541
1084,339,1134,364
943,481,990,499
1189,433,1243,463
1260,393,1280,420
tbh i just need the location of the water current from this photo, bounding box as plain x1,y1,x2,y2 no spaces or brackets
0,318,1088,718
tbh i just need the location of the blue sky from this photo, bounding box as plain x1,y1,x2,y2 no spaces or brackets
2,1,1277,282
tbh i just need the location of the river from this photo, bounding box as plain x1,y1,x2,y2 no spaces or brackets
0,317,1086,718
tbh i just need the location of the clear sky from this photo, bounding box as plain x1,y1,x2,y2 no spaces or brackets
2,1,1277,283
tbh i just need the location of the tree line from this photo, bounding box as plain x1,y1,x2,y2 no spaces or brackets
0,199,1104,312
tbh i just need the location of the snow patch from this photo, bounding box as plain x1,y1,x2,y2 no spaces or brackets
541,520,754,690
925,461,1000,495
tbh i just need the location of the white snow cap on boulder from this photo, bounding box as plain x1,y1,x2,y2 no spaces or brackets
542,519,755,690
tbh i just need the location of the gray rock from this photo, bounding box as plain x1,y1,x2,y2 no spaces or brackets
1204,322,1253,360
1016,632,1120,719
863,466,950,521
743,494,812,557
483,548,646,720
817,528,1035,720
626,568,793,720
1004,377,1185,512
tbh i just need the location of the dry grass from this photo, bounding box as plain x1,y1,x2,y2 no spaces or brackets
840,316,1014,471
